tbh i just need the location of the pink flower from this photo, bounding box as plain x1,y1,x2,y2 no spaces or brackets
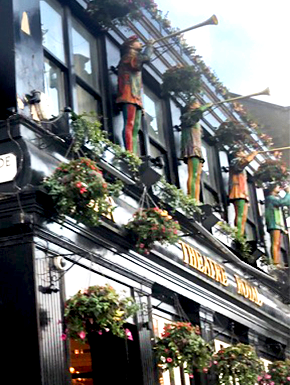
269,382,275,385
203,368,208,373
125,328,133,341
105,328,110,332
189,374,194,378
76,182,82,188
213,361,218,365
61,333,67,341
98,330,103,335
287,377,290,381
78,331,86,340
166,358,173,363
265,374,271,379
257,376,262,381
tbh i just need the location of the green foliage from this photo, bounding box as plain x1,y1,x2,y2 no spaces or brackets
71,112,142,176
154,322,212,376
64,284,139,343
162,65,202,105
155,177,203,217
42,157,123,226
257,360,290,384
254,159,289,189
125,207,180,254
216,221,253,262
86,0,155,28
213,343,263,385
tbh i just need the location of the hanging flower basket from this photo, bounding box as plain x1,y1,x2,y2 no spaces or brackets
154,322,212,376
258,360,290,384
214,121,258,153
124,207,180,254
42,157,123,226
162,65,202,105
213,343,263,385
63,284,139,343
86,0,155,28
254,159,289,189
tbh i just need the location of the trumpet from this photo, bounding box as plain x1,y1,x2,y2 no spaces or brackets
212,87,270,106
148,15,218,46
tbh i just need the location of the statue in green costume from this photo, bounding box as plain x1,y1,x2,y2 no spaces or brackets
265,185,290,265
180,101,212,202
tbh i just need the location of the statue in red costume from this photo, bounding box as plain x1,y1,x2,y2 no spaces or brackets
116,35,153,154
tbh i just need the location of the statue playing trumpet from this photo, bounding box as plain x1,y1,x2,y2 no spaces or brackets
116,15,218,154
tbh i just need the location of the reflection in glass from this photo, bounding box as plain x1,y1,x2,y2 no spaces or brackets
40,0,65,62
76,85,97,114
44,58,65,117
72,19,98,89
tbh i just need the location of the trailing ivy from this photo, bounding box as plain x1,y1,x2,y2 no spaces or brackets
70,112,142,176
216,221,253,262
154,177,203,217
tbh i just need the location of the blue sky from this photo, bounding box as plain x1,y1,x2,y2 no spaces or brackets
156,0,290,107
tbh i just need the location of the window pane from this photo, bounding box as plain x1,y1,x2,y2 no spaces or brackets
76,85,97,114
44,58,65,117
72,19,99,90
143,87,164,144
40,0,65,62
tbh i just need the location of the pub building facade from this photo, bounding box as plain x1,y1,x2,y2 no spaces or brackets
0,0,289,384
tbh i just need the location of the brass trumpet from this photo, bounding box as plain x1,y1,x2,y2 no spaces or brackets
212,87,270,106
149,15,218,45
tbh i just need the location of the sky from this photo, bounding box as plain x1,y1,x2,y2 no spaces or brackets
156,0,290,107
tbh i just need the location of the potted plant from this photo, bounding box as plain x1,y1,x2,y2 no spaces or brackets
254,158,289,189
124,207,180,254
154,321,212,377
42,157,123,226
257,360,290,384
62,284,139,343
213,343,263,385
86,0,155,29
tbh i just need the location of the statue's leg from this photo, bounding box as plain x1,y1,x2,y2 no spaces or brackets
122,104,137,152
270,229,281,265
132,108,141,155
233,199,248,237
187,157,202,202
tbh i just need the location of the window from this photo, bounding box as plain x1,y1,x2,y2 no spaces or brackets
40,0,101,118
153,314,191,385
142,86,168,176
40,0,65,63
201,140,221,207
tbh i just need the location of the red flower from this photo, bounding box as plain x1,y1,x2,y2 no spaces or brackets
76,182,82,188
166,358,173,363
80,187,87,194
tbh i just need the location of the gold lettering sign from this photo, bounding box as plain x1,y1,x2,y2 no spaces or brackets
234,275,263,307
180,241,228,287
